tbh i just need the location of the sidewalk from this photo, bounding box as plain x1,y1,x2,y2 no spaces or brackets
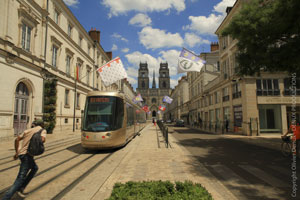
94,123,238,200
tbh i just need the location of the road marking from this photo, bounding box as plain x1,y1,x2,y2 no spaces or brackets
269,166,292,177
239,165,285,187
212,165,282,199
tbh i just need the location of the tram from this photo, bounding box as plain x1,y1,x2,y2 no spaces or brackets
81,91,146,149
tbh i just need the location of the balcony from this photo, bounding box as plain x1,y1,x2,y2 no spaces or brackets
256,89,280,96
283,89,300,96
222,95,229,102
232,91,242,99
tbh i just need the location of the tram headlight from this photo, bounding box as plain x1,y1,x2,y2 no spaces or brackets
106,132,111,137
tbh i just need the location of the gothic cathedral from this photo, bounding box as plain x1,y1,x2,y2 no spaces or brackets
136,62,172,119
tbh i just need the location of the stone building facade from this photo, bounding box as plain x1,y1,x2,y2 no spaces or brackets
0,0,119,138
136,62,172,119
184,0,300,135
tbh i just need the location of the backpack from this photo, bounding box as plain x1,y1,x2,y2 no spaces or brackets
28,129,45,156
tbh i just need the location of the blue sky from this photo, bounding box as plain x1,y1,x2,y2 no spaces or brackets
64,0,236,90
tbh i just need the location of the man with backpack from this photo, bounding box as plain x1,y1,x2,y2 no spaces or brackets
2,120,47,200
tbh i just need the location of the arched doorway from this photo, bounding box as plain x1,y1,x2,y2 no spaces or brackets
152,110,156,118
14,82,29,135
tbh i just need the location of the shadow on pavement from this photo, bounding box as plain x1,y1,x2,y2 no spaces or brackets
172,127,299,200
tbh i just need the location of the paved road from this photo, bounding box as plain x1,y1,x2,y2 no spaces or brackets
170,126,299,200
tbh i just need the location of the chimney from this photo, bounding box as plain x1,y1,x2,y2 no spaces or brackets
106,51,112,60
210,42,219,52
88,28,100,44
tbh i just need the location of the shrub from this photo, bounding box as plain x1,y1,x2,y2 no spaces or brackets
107,181,213,200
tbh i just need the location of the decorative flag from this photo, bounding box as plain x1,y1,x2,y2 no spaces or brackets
97,57,127,86
74,65,79,81
157,110,161,114
142,105,149,112
133,93,143,102
163,96,173,104
177,48,205,74
159,105,166,111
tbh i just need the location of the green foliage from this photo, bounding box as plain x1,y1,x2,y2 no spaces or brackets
107,181,213,200
43,79,57,133
222,0,300,76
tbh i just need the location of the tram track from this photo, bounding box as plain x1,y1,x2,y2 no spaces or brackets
0,138,80,168
0,137,80,163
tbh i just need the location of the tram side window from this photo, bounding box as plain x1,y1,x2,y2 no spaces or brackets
127,106,134,126
115,98,124,128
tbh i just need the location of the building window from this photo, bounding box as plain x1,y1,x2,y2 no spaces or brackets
76,93,80,108
65,89,69,106
68,24,72,37
152,98,156,103
142,81,145,88
65,118,68,123
78,36,82,47
232,83,241,99
222,87,229,102
209,95,213,105
284,78,300,95
162,72,166,77
52,45,58,67
233,105,243,127
88,45,91,56
54,9,59,24
96,73,99,89
215,91,220,104
21,24,32,51
86,68,90,85
162,81,166,88
66,55,71,75
256,79,280,96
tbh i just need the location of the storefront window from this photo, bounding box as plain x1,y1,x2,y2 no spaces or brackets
258,105,282,132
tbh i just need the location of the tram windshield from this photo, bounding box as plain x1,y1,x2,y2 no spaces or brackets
83,96,124,132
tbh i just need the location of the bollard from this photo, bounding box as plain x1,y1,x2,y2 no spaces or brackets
165,127,168,148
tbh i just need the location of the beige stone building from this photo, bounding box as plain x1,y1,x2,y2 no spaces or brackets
164,76,189,122
187,43,220,126
187,0,300,135
0,0,119,138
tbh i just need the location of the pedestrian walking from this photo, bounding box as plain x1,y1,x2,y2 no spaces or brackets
152,118,156,126
2,120,47,200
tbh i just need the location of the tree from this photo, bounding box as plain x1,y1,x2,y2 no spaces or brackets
222,0,300,76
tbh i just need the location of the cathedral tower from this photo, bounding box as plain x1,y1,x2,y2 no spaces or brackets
137,63,149,89
159,62,170,89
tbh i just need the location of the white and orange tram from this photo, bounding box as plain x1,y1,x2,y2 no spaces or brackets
81,91,146,149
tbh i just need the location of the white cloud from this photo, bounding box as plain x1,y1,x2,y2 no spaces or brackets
158,49,180,76
129,13,152,27
121,48,130,53
126,67,138,85
63,0,79,7
214,0,236,14
139,26,183,49
183,0,236,35
111,44,118,51
183,14,224,35
184,33,210,48
102,0,185,17
111,33,128,43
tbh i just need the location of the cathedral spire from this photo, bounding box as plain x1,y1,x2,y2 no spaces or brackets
152,70,156,88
